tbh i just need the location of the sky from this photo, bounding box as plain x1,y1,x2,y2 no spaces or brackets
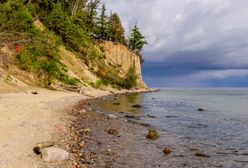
106,0,248,87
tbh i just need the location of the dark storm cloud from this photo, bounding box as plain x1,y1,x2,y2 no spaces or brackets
106,0,248,87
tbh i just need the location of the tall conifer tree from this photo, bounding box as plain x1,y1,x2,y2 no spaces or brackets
129,25,147,52
108,12,125,44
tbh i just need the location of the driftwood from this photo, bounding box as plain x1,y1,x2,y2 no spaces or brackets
33,141,55,155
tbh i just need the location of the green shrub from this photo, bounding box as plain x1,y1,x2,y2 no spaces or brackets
94,62,123,86
121,66,138,89
88,46,105,60
0,0,33,32
16,37,79,86
17,43,59,83
92,62,138,89
62,76,80,86
89,80,104,89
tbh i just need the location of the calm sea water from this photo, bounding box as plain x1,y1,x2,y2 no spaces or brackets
94,88,248,167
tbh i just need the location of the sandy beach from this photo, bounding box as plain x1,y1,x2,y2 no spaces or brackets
0,87,153,168
0,88,112,168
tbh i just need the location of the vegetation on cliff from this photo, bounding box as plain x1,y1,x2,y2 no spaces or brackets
0,0,147,89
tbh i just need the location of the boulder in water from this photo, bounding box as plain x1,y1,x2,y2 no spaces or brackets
198,108,205,111
132,104,142,108
163,147,172,155
146,129,159,140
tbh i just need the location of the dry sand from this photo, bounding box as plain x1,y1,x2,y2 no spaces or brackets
0,88,111,168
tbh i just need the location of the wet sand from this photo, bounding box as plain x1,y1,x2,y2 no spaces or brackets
67,100,161,168
67,97,176,168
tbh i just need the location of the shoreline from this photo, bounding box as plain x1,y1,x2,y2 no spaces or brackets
66,94,164,168
0,87,156,168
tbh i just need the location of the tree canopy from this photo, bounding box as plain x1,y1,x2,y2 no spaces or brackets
129,25,148,53
108,12,125,44
96,4,108,39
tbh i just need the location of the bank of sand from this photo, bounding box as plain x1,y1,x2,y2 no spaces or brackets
0,87,153,168
0,88,113,168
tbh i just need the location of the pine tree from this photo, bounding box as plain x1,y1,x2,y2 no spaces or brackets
129,25,147,52
85,0,100,33
108,12,125,44
96,4,108,39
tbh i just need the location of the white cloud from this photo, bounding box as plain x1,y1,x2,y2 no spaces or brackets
106,0,248,86
106,0,248,61
190,69,248,79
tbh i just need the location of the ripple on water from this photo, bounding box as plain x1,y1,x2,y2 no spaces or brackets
93,89,248,167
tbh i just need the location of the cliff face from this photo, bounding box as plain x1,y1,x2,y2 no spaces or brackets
101,42,147,88
58,41,147,90
0,39,147,93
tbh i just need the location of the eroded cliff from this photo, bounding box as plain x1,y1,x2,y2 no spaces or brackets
0,30,147,93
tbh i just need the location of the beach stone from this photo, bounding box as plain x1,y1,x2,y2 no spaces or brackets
127,119,151,127
165,115,178,118
198,108,205,111
96,110,102,114
79,109,86,114
147,114,156,118
41,147,69,161
125,115,140,120
163,147,172,155
33,141,55,154
81,128,91,134
113,102,120,105
195,152,210,157
108,128,118,136
31,91,38,95
146,129,159,140
132,104,142,108
107,114,118,119
79,141,85,148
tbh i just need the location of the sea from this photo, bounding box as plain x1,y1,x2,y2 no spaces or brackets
94,88,248,168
